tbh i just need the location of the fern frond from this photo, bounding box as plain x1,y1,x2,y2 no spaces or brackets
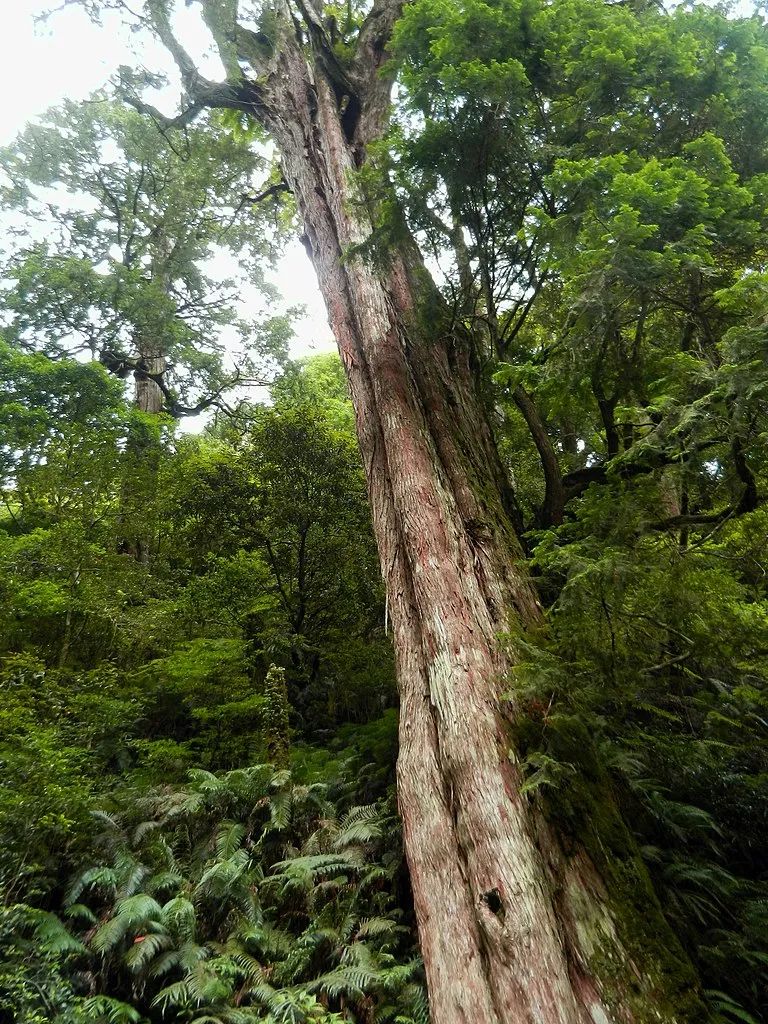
115,893,164,925
308,964,380,999
64,902,99,926
356,916,406,939
117,858,151,899
195,850,251,898
124,930,171,971
133,818,163,844
706,989,761,1024
216,821,247,860
146,869,184,896
91,893,163,953
267,790,292,831
333,805,383,848
269,853,361,890
90,810,123,833
148,948,182,978
26,908,87,955
80,995,142,1024
228,948,266,981
67,865,117,905
152,979,193,1012
162,895,197,941
239,922,293,957
91,915,131,954
188,768,222,793
269,768,292,790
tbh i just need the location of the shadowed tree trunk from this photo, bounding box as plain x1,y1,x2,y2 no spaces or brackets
512,384,566,526
263,663,291,768
125,2,709,1020
116,336,165,562
134,341,166,415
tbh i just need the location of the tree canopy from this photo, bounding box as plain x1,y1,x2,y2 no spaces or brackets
1,95,291,417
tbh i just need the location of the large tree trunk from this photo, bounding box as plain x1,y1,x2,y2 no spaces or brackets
140,5,707,1019
261,43,705,1024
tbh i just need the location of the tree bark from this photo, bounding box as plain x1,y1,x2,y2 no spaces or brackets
119,337,164,561
138,4,709,1020
134,341,166,415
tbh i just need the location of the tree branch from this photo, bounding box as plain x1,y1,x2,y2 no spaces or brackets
233,179,291,218
347,0,402,146
511,384,565,527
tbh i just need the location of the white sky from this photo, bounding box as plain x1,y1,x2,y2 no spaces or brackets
0,0,334,370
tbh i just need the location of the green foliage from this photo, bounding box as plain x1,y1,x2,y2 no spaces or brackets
165,371,394,730
0,345,394,911
43,764,423,1024
505,503,768,1019
0,93,290,417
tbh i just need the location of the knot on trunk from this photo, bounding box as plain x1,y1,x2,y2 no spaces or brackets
480,887,505,922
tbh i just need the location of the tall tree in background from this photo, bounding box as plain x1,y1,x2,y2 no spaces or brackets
1,94,293,558
0,95,290,417
61,0,766,1020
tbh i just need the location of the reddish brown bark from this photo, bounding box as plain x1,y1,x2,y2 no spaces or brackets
119,337,164,561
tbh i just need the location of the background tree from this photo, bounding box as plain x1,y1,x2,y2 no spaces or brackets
162,357,394,731
0,94,291,418
389,0,768,532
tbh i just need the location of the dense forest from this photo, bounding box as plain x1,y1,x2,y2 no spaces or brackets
1,0,767,1022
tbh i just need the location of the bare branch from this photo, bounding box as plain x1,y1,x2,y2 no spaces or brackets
234,179,291,216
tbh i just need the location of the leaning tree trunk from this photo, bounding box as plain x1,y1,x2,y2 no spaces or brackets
140,3,708,1019
263,48,705,1024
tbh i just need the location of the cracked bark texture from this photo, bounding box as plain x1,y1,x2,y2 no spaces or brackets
131,2,709,1020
